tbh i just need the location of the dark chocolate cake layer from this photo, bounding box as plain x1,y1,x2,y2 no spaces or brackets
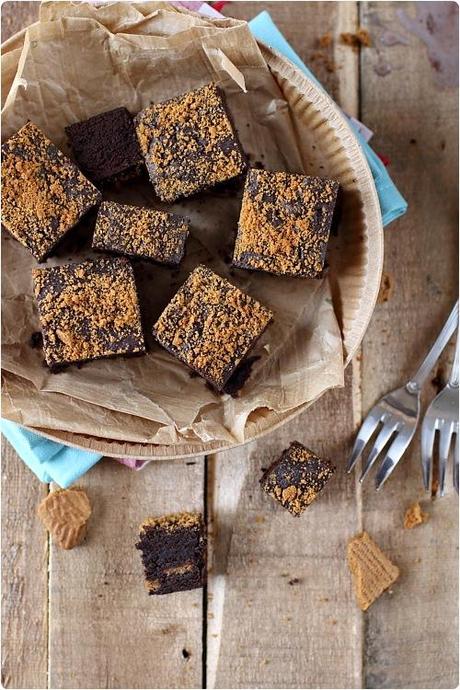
136,512,206,595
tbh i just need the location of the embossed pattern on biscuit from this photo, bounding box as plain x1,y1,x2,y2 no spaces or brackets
37,488,92,550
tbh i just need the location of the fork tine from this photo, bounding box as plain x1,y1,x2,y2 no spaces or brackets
421,421,436,492
375,429,413,490
346,406,384,473
439,422,454,497
359,422,399,482
454,433,459,494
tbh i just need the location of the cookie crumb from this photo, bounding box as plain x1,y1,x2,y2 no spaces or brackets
377,272,394,303
404,502,429,529
340,29,372,49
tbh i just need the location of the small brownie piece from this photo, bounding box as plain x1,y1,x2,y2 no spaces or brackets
152,265,273,391
135,83,246,202
260,441,335,516
32,257,145,370
233,170,339,278
65,107,143,184
136,512,207,595
1,121,101,262
93,201,189,265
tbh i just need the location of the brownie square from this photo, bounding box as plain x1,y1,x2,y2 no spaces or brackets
1,121,101,262
32,257,146,370
65,107,143,184
136,512,207,595
92,201,189,265
260,441,335,516
233,170,339,278
135,83,247,202
152,265,273,391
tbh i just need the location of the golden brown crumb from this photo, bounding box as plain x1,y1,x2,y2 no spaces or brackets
1,122,101,261
153,265,272,390
377,272,394,303
135,83,246,202
404,502,429,529
340,29,372,49
233,170,339,277
318,32,333,47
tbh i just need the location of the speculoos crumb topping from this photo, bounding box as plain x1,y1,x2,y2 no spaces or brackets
1,121,101,261
152,265,273,389
33,257,145,367
233,169,339,277
93,201,189,264
135,83,246,202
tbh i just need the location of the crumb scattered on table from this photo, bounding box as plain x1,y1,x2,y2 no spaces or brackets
340,29,372,49
318,32,333,48
377,272,394,303
404,502,429,529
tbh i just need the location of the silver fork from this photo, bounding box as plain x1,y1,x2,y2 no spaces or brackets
347,302,459,490
421,329,459,495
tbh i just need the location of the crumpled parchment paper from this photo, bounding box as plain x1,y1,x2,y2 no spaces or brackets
1,1,344,446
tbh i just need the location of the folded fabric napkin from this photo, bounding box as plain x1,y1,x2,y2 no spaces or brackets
248,11,408,227
1,6,408,486
1,419,102,487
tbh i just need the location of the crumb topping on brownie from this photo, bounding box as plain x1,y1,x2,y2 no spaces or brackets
152,265,273,390
33,257,145,367
1,121,101,261
93,201,189,263
140,512,203,533
233,169,339,277
135,83,246,202
260,441,335,516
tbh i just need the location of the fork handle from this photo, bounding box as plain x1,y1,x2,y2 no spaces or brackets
449,330,459,388
407,301,459,392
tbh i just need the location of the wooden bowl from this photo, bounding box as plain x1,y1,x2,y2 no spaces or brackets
2,39,383,460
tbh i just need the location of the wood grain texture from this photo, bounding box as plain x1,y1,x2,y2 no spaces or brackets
1,441,48,689
206,372,364,689
359,2,459,688
47,457,204,689
1,2,458,689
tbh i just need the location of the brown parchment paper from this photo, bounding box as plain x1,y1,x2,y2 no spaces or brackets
1,2,344,446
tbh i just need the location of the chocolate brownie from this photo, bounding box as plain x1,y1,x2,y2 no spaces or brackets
65,107,143,184
1,122,101,262
260,441,335,516
92,201,189,265
32,257,145,370
233,170,339,278
135,83,246,202
136,512,206,595
152,265,273,391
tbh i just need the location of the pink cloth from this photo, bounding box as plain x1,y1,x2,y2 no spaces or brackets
115,458,148,470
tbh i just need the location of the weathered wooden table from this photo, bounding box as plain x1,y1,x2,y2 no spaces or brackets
1,2,458,688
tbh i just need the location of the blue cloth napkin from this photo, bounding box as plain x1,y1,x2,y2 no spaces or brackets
248,11,408,226
1,9,408,486
1,419,102,487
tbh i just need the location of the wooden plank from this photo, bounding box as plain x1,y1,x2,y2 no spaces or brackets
359,2,459,688
1,441,48,689
208,4,363,689
48,457,204,689
206,371,363,689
